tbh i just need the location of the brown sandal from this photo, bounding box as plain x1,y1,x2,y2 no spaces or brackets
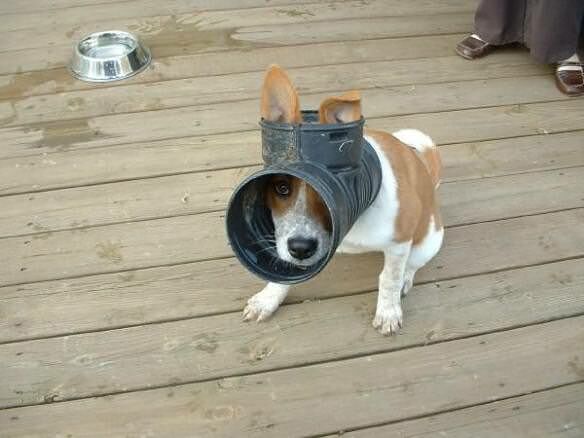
455,34,493,60
555,62,584,96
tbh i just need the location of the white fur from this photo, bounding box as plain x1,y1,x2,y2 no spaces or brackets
243,282,290,322
271,182,330,266
392,129,435,153
337,134,399,253
403,216,444,296
245,129,443,336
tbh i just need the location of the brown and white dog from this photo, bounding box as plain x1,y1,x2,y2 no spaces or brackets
243,65,444,335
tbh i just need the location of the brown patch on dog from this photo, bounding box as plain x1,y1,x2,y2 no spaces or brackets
306,184,332,231
365,129,442,244
260,65,301,124
265,176,331,231
265,175,300,217
318,90,361,124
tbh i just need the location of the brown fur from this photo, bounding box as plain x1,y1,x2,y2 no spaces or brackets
306,184,332,231
365,129,442,244
261,65,331,232
318,90,441,245
262,67,440,246
265,176,331,231
318,90,362,124
260,65,302,124
265,175,300,217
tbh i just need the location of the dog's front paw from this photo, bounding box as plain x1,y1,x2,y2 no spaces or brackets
372,305,403,335
242,294,280,322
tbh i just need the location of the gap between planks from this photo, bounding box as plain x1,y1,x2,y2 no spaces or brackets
0,53,552,129
0,9,474,55
1,258,582,405
1,129,582,239
0,34,466,101
1,198,583,287
0,79,568,162
1,98,580,193
317,382,584,437
0,316,582,436
1,213,583,343
0,159,584,241
0,12,476,76
1,255,583,345
0,0,360,17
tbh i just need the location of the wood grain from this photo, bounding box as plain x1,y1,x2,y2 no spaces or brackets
1,259,583,406
1,1,475,53
0,13,474,78
0,74,565,160
1,144,583,238
335,383,584,437
2,52,549,127
0,34,463,100
1,316,582,436
1,100,582,196
0,0,338,16
1,206,583,293
2,2,582,435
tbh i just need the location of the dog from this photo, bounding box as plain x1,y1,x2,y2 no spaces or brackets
242,65,444,335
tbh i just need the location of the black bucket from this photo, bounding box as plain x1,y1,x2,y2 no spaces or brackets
226,111,382,284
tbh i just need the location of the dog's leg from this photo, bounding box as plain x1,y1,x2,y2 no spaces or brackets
243,282,290,322
373,242,411,335
401,267,417,296
402,221,444,296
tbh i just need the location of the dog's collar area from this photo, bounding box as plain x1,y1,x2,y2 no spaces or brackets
261,110,366,169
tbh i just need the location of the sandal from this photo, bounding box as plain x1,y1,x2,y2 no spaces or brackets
555,61,584,96
455,34,493,60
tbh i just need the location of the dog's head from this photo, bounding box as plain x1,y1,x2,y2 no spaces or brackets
260,65,362,267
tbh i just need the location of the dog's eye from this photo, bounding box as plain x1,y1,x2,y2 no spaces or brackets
274,181,291,197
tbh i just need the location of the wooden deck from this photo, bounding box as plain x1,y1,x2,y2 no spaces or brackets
1,0,583,436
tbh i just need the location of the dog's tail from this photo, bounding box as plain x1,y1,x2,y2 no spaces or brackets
392,129,442,188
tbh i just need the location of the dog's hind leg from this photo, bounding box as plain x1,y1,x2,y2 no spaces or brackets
402,219,444,296
373,241,411,335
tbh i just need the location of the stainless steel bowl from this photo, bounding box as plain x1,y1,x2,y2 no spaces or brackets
69,30,151,82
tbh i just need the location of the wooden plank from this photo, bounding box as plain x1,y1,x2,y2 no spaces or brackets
0,34,464,100
1,101,582,195
1,218,582,341
0,256,380,343
1,145,583,238
0,0,335,16
1,316,583,436
0,10,473,75
0,260,584,407
230,12,473,46
0,10,472,74
1,259,583,406
0,1,475,52
0,199,582,287
0,75,567,160
2,51,549,127
334,384,584,437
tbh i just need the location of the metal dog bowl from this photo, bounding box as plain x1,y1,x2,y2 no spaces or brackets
69,31,151,82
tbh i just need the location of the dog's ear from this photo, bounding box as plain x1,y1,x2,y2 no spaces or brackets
318,90,362,124
260,65,301,123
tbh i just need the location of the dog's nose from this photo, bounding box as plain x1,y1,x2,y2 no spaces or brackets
287,237,317,260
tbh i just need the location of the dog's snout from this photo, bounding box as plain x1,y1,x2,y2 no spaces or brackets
287,237,317,260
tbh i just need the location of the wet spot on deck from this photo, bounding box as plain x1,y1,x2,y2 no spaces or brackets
28,118,102,151
129,15,255,56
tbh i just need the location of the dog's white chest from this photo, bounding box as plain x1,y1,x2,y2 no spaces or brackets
337,135,399,254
